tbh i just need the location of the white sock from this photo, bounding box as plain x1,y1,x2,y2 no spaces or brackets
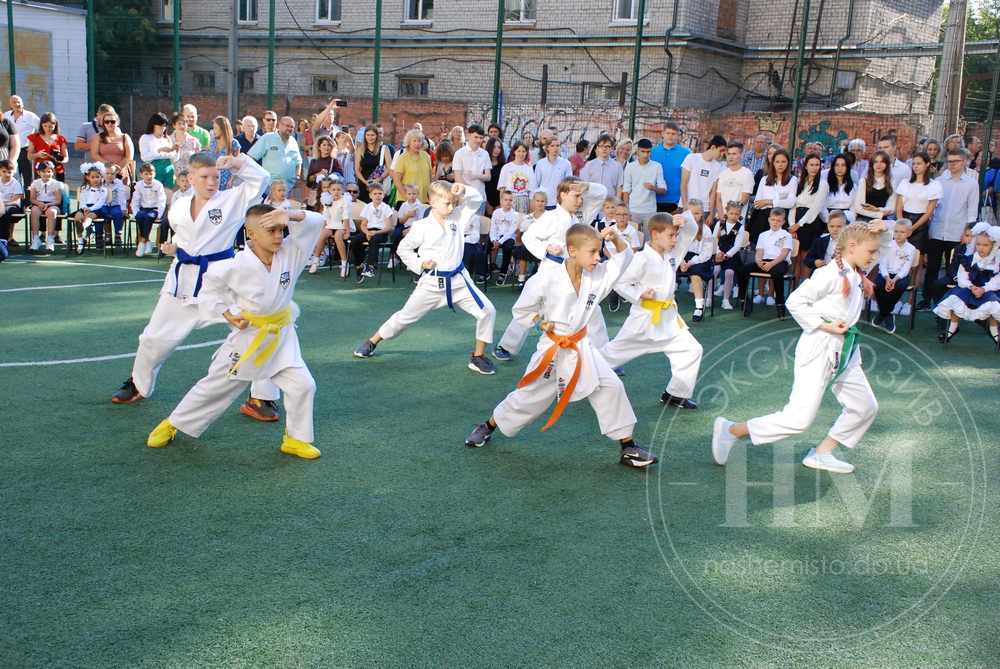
949,321,959,334
991,324,998,338
518,275,525,281
695,298,704,309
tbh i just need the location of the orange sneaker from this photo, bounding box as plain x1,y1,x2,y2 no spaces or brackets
241,397,280,422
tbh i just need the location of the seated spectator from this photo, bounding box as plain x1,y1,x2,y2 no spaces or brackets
28,160,66,252
0,159,23,247
351,181,396,282
26,112,69,182
91,111,134,185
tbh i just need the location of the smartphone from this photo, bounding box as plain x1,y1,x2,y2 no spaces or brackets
334,100,348,108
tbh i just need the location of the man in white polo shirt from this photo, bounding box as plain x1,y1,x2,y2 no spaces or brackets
453,123,491,214
3,95,39,185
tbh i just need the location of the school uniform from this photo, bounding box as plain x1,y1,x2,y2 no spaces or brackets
98,178,127,236
376,189,497,344
933,252,1000,322
804,233,837,270
748,176,798,247
0,176,23,240
497,184,610,355
851,176,895,223
128,159,273,399
493,248,637,440
746,261,878,449
714,218,747,273
167,212,324,443
677,219,715,283
931,242,970,303
352,200,394,268
823,182,856,223
896,178,943,251
600,221,702,400
513,211,541,265
490,207,519,273
792,179,829,250
29,177,62,210
77,185,109,237
873,240,917,316
320,193,353,232
131,178,167,238
737,227,794,310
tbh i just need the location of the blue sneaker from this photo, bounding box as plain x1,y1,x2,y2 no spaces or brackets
492,345,512,361
885,313,896,334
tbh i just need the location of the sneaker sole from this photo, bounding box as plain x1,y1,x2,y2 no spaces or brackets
802,457,854,474
240,404,280,422
468,362,496,375
491,351,512,361
465,434,492,448
112,393,145,404
619,455,657,468
353,351,372,358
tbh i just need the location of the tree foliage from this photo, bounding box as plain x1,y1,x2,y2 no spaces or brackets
963,4,1000,122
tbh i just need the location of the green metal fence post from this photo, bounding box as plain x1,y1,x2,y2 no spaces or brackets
6,0,15,97
628,0,647,139
372,0,381,123
492,0,504,123
787,0,811,156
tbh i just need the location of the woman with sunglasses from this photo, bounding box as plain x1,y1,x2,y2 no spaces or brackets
90,112,134,185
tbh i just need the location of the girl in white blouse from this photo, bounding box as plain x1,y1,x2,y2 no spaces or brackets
749,148,797,248
824,154,856,224
791,153,828,278
852,150,897,223
894,151,941,252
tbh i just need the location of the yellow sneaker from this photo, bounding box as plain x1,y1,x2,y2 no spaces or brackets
280,433,321,459
147,419,177,447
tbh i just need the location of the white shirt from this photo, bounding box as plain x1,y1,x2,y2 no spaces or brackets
756,228,794,260
131,179,167,217
533,157,574,201
29,177,62,204
105,178,128,209
889,158,912,189
171,186,194,207
879,240,918,279
397,200,425,228
519,211,542,233
78,185,108,210
714,166,754,217
580,157,624,196
360,201,395,232
3,109,40,143
0,176,23,204
896,179,943,215
521,183,608,263
684,224,716,265
452,145,491,200
605,223,640,254
490,208,519,244
680,152,723,205
139,134,177,163
793,179,829,226
497,162,537,199
622,160,666,214
754,176,798,210
824,181,857,222
850,176,896,220
323,194,353,231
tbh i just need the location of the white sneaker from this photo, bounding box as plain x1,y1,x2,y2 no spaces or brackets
802,450,854,474
714,285,725,297
732,286,739,299
892,301,902,315
308,260,319,274
30,235,42,250
712,417,737,465
766,296,776,306
387,256,399,269
900,303,911,317
721,299,733,310
45,237,55,251
753,295,765,304
136,242,146,257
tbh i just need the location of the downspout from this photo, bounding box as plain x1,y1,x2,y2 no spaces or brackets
827,0,856,106
662,0,681,108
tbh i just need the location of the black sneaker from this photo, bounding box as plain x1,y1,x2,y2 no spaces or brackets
885,313,896,334
469,354,496,375
354,339,377,358
609,292,620,312
356,266,365,283
916,300,932,313
241,396,280,421
661,391,697,409
619,443,659,468
465,422,494,447
114,235,123,247
111,377,144,404
495,273,507,286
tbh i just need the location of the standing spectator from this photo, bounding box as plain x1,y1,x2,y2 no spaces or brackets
453,124,491,214
614,138,633,167
740,134,771,175
965,135,983,171
236,116,258,154
433,140,456,183
569,139,590,176
448,125,466,149
248,115,302,193
26,113,69,182
168,112,202,175
258,110,278,137
181,104,211,149
4,95,39,186
484,137,506,215
748,148,797,248
520,131,536,164
75,103,115,153
355,125,392,203
622,138,666,239
918,147,979,311
924,139,944,178
533,128,553,164
376,124,395,155
307,135,344,207
650,121,691,213
680,135,726,211
497,140,536,214
824,154,857,223
847,139,868,181
487,123,509,160
852,150,896,223
533,136,572,208
876,135,911,187
138,112,177,190
713,141,754,221
334,130,357,187
354,117,369,147
90,110,134,184
895,151,941,253
391,129,433,204
580,133,625,199
312,98,342,138
208,116,241,191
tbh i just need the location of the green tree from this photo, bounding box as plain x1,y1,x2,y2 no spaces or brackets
962,5,1000,123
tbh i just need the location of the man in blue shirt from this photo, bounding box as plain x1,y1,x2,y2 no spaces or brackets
248,116,302,193
649,121,690,213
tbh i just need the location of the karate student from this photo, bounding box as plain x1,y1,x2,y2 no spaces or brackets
492,177,608,362
712,223,881,474
600,212,704,408
465,223,658,468
147,205,325,459
111,151,282,422
353,181,498,375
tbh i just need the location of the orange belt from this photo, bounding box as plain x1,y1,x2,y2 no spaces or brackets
517,325,587,432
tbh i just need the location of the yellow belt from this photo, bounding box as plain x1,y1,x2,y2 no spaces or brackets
227,305,293,377
640,298,686,328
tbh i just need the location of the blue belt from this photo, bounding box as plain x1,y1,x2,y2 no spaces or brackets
423,262,485,312
545,252,564,264
174,247,236,297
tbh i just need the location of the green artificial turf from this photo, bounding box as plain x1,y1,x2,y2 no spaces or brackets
0,255,997,668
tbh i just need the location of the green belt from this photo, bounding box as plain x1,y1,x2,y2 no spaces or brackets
827,325,862,391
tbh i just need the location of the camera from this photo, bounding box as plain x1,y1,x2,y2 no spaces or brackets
334,100,348,108
50,149,63,162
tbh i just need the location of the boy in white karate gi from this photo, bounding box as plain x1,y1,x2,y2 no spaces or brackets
147,205,326,459
353,181,498,375
111,152,283,423
600,212,704,408
466,223,659,469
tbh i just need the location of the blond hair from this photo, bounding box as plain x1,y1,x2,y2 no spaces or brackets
428,180,456,203
834,223,879,297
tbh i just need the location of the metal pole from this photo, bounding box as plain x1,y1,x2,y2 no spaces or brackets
267,0,275,111
979,31,1000,195
372,0,381,123
87,0,96,114
228,0,239,121
492,0,504,123
628,0,647,139
787,0,811,156
6,0,15,97
173,0,180,111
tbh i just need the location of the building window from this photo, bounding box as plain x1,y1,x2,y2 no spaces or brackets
317,0,341,22
505,0,536,23
239,0,258,22
161,0,177,22
313,76,338,95
155,71,173,97
193,71,216,90
717,0,738,39
583,82,621,103
611,0,647,22
405,0,433,21
399,78,430,98
239,69,255,92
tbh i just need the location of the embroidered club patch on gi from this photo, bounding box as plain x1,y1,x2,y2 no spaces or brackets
208,209,223,226
279,271,290,288
228,351,241,373
586,293,597,310
669,257,676,269
449,222,458,232
543,362,554,379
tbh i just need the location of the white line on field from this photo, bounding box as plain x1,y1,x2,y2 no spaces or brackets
0,279,163,293
0,339,225,367
5,259,168,274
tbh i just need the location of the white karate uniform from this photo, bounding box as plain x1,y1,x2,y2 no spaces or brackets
493,248,637,441
498,183,610,354
746,261,878,449
167,212,325,443
600,220,703,399
376,189,497,344
129,159,272,398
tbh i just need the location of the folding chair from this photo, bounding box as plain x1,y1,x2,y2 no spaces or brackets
744,238,799,320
